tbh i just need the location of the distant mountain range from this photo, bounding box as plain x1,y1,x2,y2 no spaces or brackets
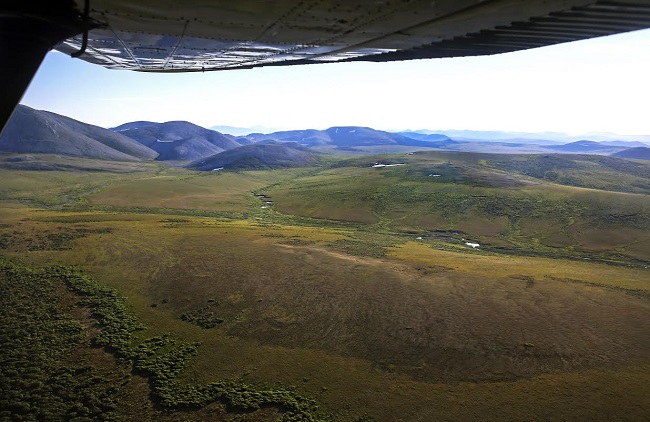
238,126,455,149
3,107,649,169
215,126,648,155
213,126,649,146
416,129,650,145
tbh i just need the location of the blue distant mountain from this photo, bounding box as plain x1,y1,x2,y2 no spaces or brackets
611,147,650,160
238,126,453,149
409,129,650,146
544,140,626,154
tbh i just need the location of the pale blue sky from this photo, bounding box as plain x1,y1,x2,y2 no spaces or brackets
20,28,650,135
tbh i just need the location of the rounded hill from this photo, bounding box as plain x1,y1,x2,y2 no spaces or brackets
612,147,650,160
112,120,241,161
0,105,158,161
187,142,318,171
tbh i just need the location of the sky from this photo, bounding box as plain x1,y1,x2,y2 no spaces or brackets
20,28,650,136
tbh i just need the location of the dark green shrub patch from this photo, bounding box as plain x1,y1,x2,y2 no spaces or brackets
0,258,327,421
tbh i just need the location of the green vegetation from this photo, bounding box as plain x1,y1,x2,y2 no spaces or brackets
265,152,650,266
1,150,650,421
0,258,326,421
180,302,225,328
0,259,125,421
485,154,650,194
0,227,113,251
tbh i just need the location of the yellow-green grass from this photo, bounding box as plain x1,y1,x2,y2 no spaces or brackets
3,206,650,420
266,167,387,224
266,163,650,262
87,168,306,212
391,241,649,292
478,152,650,195
0,166,146,207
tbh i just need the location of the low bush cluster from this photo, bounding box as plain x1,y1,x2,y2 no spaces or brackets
180,304,225,328
0,258,123,420
0,258,327,421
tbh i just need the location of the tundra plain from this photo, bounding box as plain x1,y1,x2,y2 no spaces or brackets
1,151,649,421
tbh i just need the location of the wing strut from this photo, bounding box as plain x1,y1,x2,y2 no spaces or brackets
70,0,90,58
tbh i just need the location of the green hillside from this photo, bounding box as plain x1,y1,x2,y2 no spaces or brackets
266,151,650,264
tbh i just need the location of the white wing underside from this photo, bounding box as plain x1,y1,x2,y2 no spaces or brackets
53,0,650,72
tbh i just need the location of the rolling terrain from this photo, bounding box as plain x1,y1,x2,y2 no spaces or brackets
239,127,649,155
238,126,453,150
112,120,243,161
3,107,648,162
1,149,649,421
266,152,650,264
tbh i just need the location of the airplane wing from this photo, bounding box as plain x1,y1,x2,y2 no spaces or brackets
53,0,650,72
3,1,650,132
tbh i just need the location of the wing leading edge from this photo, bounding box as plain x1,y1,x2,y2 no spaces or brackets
53,0,650,72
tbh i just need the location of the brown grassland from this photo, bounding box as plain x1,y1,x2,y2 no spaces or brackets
1,152,649,421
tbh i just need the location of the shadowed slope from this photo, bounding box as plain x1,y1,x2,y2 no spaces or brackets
187,142,318,171
112,121,241,161
1,106,158,161
612,147,650,160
